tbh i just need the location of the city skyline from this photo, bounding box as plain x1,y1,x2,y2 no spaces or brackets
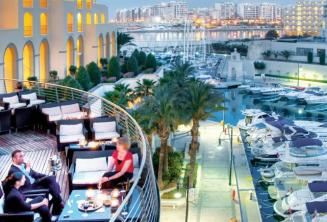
98,0,296,19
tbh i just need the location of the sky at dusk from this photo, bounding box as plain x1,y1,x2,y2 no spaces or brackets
98,0,296,19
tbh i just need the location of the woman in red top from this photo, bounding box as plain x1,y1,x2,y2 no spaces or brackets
99,137,134,188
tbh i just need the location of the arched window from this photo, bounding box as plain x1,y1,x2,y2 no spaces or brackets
98,34,104,65
77,13,83,32
77,36,84,67
23,42,35,80
40,0,47,8
40,40,49,81
86,13,92,24
66,38,74,75
101,13,105,24
77,0,83,9
94,13,98,24
40,13,48,35
86,0,92,9
23,0,33,8
4,45,18,92
67,12,74,33
24,12,33,37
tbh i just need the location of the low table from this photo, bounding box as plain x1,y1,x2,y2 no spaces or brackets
58,188,141,222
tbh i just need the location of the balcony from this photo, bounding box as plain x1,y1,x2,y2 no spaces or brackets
40,25,48,35
23,0,33,8
67,24,73,33
24,26,33,37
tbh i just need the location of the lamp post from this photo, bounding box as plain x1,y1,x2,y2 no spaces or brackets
228,125,233,186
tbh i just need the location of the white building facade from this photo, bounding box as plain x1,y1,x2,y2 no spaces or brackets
0,0,118,88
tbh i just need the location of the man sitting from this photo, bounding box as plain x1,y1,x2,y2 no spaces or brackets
7,150,64,215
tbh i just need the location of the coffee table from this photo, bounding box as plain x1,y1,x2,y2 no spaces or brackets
58,188,141,222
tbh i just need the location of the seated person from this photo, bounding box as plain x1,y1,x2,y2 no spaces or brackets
4,172,51,222
99,137,134,188
7,150,63,215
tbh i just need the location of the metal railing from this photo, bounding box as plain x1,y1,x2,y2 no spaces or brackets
0,79,160,222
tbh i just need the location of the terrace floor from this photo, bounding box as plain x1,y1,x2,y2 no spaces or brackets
0,130,69,201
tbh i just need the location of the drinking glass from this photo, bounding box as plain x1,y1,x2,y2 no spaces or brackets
67,199,74,214
82,202,89,217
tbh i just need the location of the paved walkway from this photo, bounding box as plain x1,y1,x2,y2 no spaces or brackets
160,121,261,222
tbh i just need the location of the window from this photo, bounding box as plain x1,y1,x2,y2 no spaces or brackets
40,13,48,35
101,13,105,24
77,13,83,32
86,0,92,9
296,47,313,56
94,13,98,24
24,12,33,37
40,0,47,8
77,0,83,9
86,13,92,24
67,13,74,33
23,0,33,8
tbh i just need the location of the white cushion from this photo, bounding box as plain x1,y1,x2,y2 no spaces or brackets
62,112,85,119
95,132,120,140
9,103,26,109
93,121,116,133
42,106,61,116
29,99,45,106
133,154,139,168
48,114,62,122
59,134,85,143
21,92,37,101
73,171,107,185
3,95,19,104
60,123,83,136
75,157,108,172
61,103,80,114
0,107,3,111
131,168,139,182
0,196,4,214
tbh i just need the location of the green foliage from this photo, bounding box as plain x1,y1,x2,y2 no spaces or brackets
262,50,272,59
117,32,134,52
138,51,147,67
76,66,92,91
27,76,38,82
127,56,139,74
183,163,198,188
319,52,326,65
280,50,291,60
265,29,279,39
99,58,108,69
145,53,157,71
104,83,133,109
212,43,248,56
131,49,139,60
60,75,82,89
69,65,77,76
254,61,266,70
108,56,121,78
152,149,183,184
86,62,101,85
49,70,58,81
307,52,313,64
135,79,156,98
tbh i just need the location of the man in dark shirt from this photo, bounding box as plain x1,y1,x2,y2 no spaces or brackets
7,150,63,215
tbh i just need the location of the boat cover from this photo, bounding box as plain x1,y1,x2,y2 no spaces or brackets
272,136,287,143
291,138,323,148
306,201,327,214
308,181,327,192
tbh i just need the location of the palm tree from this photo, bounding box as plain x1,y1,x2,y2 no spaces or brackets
261,50,272,59
134,79,156,98
280,50,291,60
104,83,133,109
117,32,134,54
136,85,180,188
178,79,224,188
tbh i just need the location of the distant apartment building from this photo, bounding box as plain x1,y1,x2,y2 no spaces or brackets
116,1,188,23
214,2,237,19
0,0,117,85
259,3,282,20
283,0,326,36
237,3,259,20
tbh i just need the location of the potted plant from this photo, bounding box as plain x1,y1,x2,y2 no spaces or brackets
49,70,58,81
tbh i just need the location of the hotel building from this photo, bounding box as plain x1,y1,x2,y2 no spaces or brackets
0,0,118,85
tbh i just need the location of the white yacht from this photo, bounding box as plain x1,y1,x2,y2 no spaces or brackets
305,95,327,105
237,109,277,130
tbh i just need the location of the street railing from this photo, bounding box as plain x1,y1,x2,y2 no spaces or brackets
0,78,160,222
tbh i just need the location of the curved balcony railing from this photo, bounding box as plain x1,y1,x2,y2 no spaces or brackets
0,78,160,222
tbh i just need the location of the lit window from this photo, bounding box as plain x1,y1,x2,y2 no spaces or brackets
77,13,83,32
40,13,48,35
67,13,74,33
101,14,105,24
40,0,47,8
77,0,83,9
23,0,33,8
86,13,92,24
86,0,92,9
94,13,98,24
24,12,33,37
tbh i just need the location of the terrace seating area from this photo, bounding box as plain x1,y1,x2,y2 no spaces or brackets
0,81,159,222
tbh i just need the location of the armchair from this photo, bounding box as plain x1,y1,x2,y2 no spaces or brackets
18,90,45,107
56,119,87,151
39,102,61,133
13,106,35,131
60,100,86,120
90,116,122,142
0,93,27,110
0,110,11,134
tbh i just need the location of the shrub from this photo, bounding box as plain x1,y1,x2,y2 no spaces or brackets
60,75,82,89
127,56,139,74
265,29,279,39
108,56,121,78
100,58,108,69
145,53,157,71
307,51,313,64
320,53,326,65
131,49,139,60
76,66,92,91
49,70,58,81
27,76,38,82
69,65,77,76
138,51,147,67
86,62,101,85
253,61,266,70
